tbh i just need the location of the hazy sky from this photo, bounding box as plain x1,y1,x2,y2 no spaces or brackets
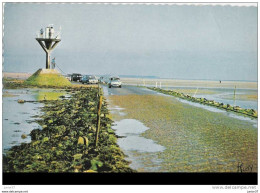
3,3,257,81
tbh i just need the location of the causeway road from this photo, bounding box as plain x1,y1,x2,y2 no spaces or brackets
103,85,257,172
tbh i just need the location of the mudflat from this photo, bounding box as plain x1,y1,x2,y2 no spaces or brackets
121,78,257,89
3,72,32,79
4,73,257,90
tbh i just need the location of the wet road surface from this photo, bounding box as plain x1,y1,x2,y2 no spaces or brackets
102,84,257,172
103,85,159,96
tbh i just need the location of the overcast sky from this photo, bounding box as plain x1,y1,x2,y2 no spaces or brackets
3,3,257,81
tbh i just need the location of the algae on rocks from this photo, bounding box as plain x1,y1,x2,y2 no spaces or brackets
148,87,258,118
4,87,134,173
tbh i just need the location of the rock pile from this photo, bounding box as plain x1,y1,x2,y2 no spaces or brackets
148,87,257,118
4,87,134,173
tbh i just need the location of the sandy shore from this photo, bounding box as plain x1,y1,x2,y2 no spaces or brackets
3,72,32,79
121,78,257,89
3,73,257,89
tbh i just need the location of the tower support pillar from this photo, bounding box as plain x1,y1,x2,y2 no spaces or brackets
46,51,50,69
36,38,61,69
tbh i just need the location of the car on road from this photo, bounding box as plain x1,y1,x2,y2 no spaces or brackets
81,75,99,84
108,77,122,88
99,76,105,84
71,73,82,82
64,74,72,81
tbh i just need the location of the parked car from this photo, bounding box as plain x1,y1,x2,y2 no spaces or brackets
64,74,72,81
103,76,110,84
108,77,122,88
71,73,82,82
81,75,99,84
99,76,105,83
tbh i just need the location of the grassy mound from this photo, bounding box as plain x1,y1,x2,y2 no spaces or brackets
25,69,71,87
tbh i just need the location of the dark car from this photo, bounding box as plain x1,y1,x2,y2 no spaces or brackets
99,76,105,83
71,73,82,82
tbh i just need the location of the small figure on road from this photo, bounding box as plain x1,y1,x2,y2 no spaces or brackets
51,57,56,69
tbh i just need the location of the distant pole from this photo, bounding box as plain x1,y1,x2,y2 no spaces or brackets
193,87,199,97
160,82,161,88
233,86,236,106
156,82,157,88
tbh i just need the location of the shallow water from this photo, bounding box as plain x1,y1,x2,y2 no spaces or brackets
108,106,127,116
102,86,111,96
151,86,258,127
105,86,258,172
177,98,257,128
112,119,165,171
2,88,67,153
113,119,165,152
165,86,257,110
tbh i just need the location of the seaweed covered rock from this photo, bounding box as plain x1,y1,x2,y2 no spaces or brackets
148,87,257,118
18,99,25,103
4,87,134,173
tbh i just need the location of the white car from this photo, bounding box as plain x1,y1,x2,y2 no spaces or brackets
108,77,122,88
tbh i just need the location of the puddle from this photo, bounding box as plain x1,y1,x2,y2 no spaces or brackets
109,106,127,116
33,90,65,101
102,86,111,96
113,119,165,171
113,119,165,153
118,136,165,152
102,86,166,171
111,106,124,111
122,151,165,172
2,88,68,153
113,119,148,136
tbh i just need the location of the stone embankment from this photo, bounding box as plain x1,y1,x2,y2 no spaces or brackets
4,86,134,173
148,87,257,118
